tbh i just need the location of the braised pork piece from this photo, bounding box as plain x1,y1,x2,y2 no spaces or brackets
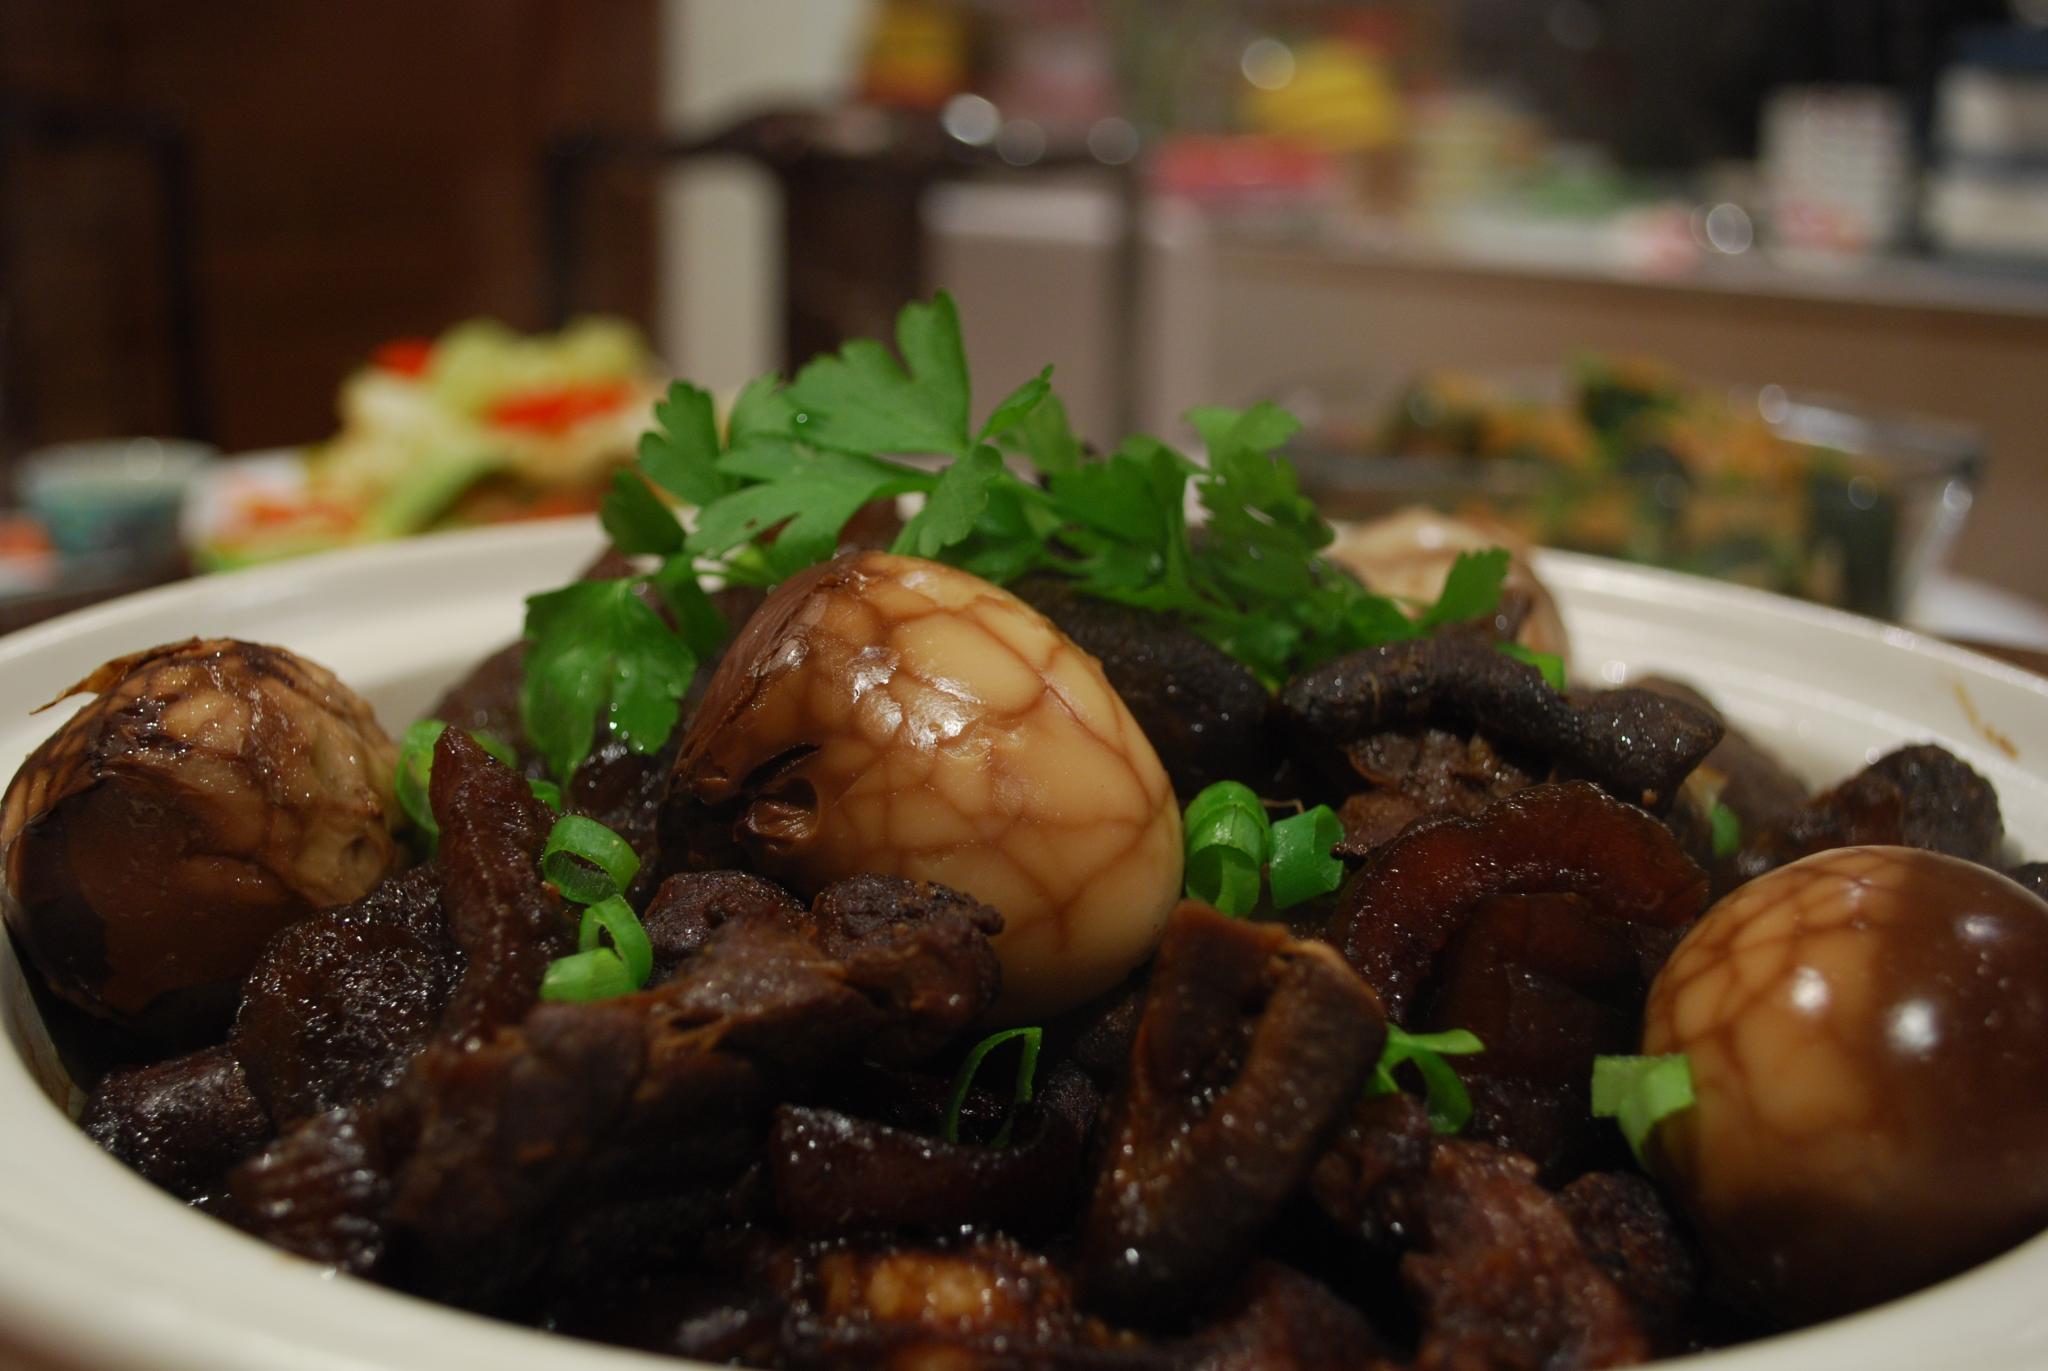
21,539,2048,1371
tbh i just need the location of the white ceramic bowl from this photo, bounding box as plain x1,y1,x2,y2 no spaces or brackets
2,520,2047,1371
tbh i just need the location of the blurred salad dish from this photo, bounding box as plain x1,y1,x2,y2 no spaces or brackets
198,317,660,568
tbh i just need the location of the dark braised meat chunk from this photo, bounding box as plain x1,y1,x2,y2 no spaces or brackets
1014,575,1276,799
1307,1091,1437,1250
1557,1171,1700,1355
1308,1097,1668,1370
807,874,1006,1063
562,732,681,903
81,864,450,1197
1428,892,1644,1174
1078,903,1386,1323
1331,783,1707,1022
1397,1142,1650,1371
640,868,807,983
1279,637,1721,817
1732,744,2003,883
1335,730,1536,858
229,866,453,1125
767,1064,1096,1240
765,1234,1135,1370
230,1104,388,1274
1330,783,1707,1172
1060,970,1150,1092
429,728,575,1041
81,1046,271,1202
1177,1262,1393,1371
230,871,1004,1309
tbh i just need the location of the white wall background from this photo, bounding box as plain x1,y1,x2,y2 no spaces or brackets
658,0,871,391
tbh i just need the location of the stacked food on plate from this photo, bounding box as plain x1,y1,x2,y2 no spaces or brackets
201,317,660,567
5,297,2046,1369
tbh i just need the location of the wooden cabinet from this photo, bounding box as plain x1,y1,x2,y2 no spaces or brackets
1,0,659,457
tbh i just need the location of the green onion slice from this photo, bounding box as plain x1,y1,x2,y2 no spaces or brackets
539,947,637,1003
1709,802,1742,860
1267,805,1346,909
1498,642,1567,691
395,719,449,837
577,894,654,989
1591,1053,1696,1167
1183,781,1272,917
1186,846,1261,919
528,778,564,811
1369,1024,1485,1134
542,814,641,904
942,1025,1043,1147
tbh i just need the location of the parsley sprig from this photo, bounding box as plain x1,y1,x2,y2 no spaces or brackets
519,292,1508,781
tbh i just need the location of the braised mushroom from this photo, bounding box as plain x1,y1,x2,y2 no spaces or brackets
0,639,401,1038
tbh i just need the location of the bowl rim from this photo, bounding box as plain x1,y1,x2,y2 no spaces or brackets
1,521,2047,1371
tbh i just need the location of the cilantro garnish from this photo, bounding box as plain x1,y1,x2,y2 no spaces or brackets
518,292,1511,780
521,578,699,782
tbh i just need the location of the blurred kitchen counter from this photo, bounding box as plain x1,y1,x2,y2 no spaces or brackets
930,180,2048,603
1204,234,2048,602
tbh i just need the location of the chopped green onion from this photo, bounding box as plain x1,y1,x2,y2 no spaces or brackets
541,814,641,904
528,778,563,811
1268,805,1346,909
394,719,448,836
1369,1025,1485,1134
942,1026,1042,1146
1187,846,1262,919
1183,781,1272,917
1498,642,1567,691
1592,1053,1695,1168
539,947,636,1002
577,894,654,989
1709,802,1742,860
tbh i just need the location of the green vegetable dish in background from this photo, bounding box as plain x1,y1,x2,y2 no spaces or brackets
1286,352,1978,618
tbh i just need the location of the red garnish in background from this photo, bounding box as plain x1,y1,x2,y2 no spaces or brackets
234,494,359,533
371,338,435,378
510,489,609,520
486,382,634,435
0,517,52,558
